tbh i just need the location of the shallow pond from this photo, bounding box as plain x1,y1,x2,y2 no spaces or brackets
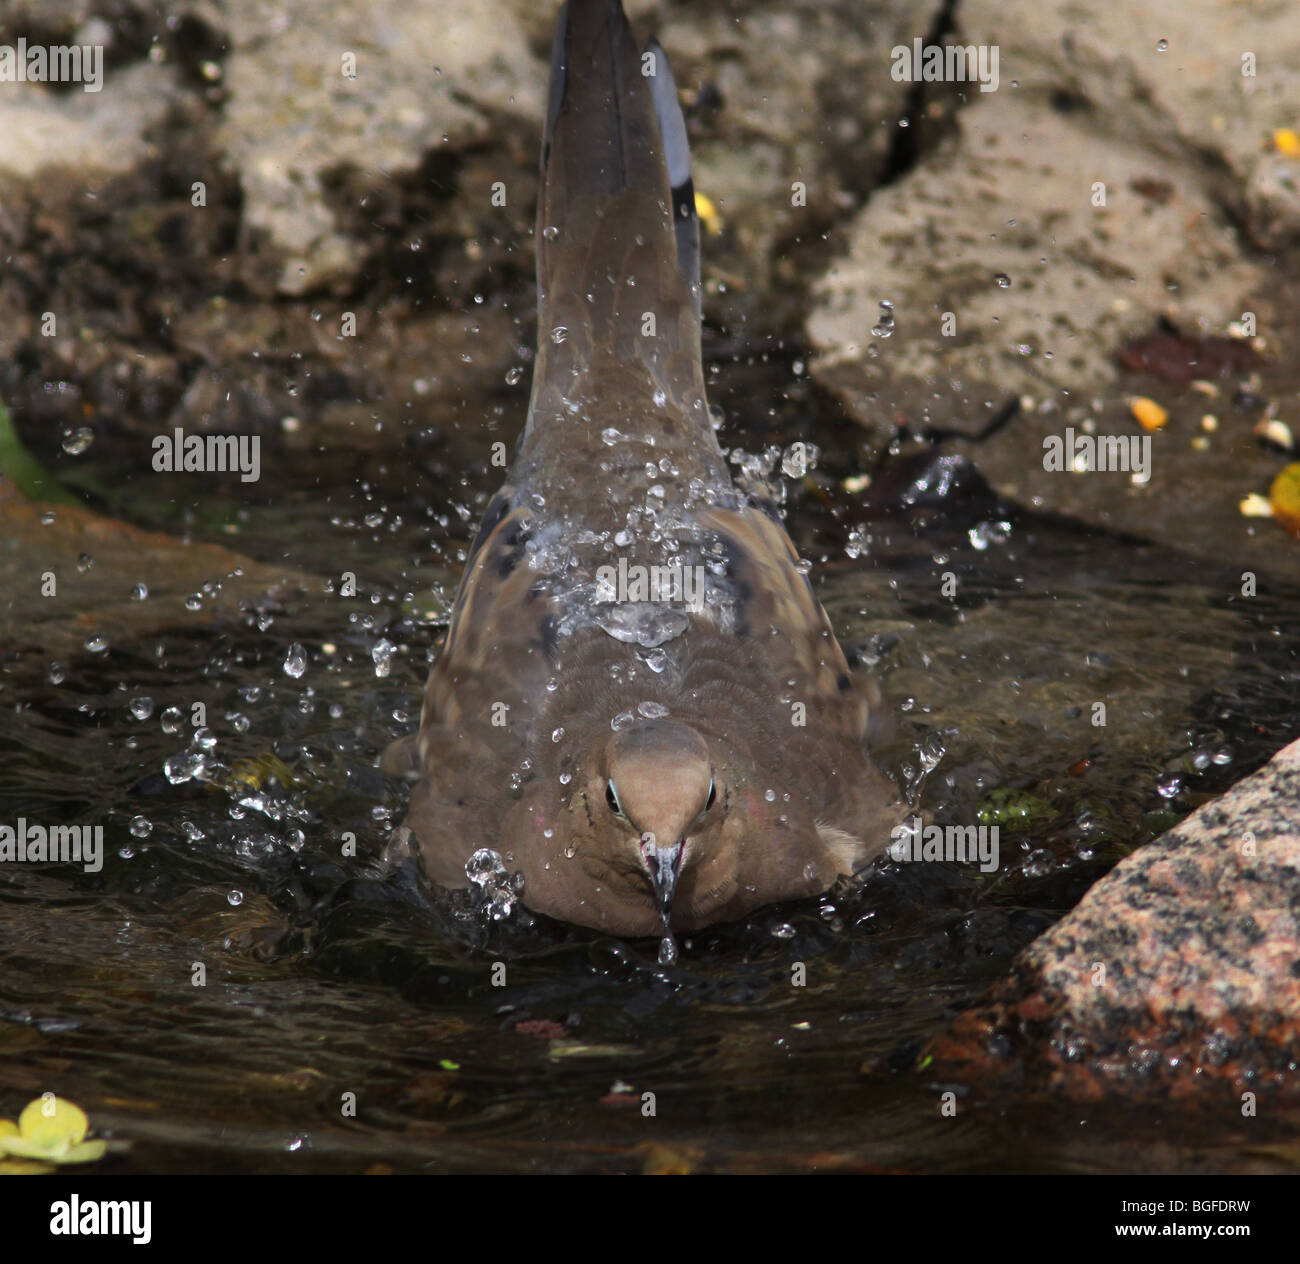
2,351,1299,1174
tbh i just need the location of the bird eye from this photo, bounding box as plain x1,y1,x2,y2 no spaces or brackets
705,778,716,811
605,779,625,817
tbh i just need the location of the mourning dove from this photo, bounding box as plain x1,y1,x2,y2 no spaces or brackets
385,0,903,945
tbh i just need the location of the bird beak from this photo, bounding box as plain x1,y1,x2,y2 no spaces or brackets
641,833,684,925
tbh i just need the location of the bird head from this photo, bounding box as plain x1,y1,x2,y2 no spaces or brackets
601,717,716,927
506,713,848,937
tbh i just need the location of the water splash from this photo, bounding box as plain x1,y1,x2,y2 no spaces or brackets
466,848,520,921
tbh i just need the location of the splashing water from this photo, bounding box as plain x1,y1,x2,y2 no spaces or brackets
465,847,519,921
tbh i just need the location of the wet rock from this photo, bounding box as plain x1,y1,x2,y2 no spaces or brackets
0,480,317,662
650,0,943,336
809,86,1265,419
924,737,1300,1101
0,0,544,459
0,57,177,180
0,0,942,460
211,0,543,296
962,0,1300,252
812,0,1300,412
1117,328,1265,386
808,0,1300,572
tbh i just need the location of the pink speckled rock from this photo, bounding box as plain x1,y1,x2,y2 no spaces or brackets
926,738,1300,1100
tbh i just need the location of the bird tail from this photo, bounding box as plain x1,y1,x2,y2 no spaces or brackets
525,0,707,433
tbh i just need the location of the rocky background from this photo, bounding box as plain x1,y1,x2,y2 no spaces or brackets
1,0,1297,568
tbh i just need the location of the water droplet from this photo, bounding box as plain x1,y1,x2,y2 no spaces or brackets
227,889,244,906
550,325,568,344
994,273,1011,288
130,582,148,601
84,634,109,654
160,707,184,734
1156,38,1168,51
637,700,669,719
61,426,94,454
283,643,308,678
466,848,506,884
542,225,559,241
505,365,524,385
164,751,204,784
919,733,946,773
129,815,152,838
47,662,67,685
465,848,517,919
193,727,218,751
782,443,818,478
1156,774,1182,800
76,552,94,573
611,711,635,731
129,697,154,720
658,934,678,965
764,788,777,802
771,923,797,939
551,726,565,743
969,519,1012,550
371,638,396,678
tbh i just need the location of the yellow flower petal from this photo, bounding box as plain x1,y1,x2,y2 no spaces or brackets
1130,396,1168,431
0,1137,60,1159
694,191,723,236
0,1119,19,1139
18,1096,89,1151
0,1157,57,1175
1273,128,1300,158
59,1140,108,1165
0,1136,106,1164
1268,462,1300,535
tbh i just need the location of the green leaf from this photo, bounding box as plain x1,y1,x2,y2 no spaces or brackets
0,397,80,505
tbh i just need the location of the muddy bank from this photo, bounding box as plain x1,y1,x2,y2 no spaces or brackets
0,480,318,662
